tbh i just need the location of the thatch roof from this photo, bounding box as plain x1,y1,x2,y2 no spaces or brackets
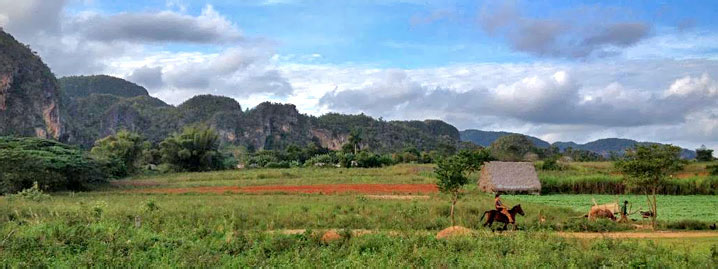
478,161,541,194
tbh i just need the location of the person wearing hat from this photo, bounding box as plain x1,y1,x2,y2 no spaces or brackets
494,193,513,223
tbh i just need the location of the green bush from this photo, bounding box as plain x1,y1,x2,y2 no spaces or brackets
159,125,223,172
664,220,711,230
541,158,564,171
707,164,718,176
265,161,291,168
90,130,147,176
304,154,337,167
0,136,107,194
6,182,50,201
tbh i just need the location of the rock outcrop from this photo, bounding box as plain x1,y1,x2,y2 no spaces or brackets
0,30,61,139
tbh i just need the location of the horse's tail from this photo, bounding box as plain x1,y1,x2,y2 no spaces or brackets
480,211,489,222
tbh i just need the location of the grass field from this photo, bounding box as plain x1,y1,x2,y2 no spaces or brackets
506,194,718,223
2,163,718,266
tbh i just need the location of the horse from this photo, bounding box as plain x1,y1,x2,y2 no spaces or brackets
480,204,525,231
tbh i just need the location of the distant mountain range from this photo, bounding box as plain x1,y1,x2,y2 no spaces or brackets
460,129,697,159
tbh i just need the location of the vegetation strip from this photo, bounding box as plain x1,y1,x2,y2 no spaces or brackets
128,183,439,194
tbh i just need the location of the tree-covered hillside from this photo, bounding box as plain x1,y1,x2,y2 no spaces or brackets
55,75,461,153
0,29,61,139
59,75,149,99
460,129,550,148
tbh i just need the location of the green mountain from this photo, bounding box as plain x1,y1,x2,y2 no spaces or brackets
553,138,697,159
60,75,149,99
460,129,551,148
461,129,696,159
0,30,61,139
55,74,459,153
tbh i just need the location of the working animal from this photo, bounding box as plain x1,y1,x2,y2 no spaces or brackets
710,223,716,230
640,210,654,219
481,204,525,231
587,208,617,221
591,198,619,214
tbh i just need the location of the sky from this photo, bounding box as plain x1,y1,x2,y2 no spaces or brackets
1,0,718,150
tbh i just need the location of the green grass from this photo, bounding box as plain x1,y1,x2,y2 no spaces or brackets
3,228,715,267
506,194,718,223
2,163,718,266
116,164,435,189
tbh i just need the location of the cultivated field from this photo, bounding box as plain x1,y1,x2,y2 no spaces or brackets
2,163,718,266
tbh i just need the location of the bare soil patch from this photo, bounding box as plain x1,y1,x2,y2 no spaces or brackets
129,183,438,195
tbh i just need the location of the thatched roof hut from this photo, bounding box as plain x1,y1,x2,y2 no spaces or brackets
478,161,541,194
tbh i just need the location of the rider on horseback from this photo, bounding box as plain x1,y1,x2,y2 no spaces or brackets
494,193,514,223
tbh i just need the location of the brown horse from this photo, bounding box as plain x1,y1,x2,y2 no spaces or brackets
480,204,525,231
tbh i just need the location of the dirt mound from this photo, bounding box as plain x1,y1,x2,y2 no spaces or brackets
321,230,342,243
436,226,473,239
128,184,438,195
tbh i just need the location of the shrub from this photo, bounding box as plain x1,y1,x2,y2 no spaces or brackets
664,220,710,230
708,164,718,176
7,182,50,201
541,157,564,171
90,130,146,176
159,125,223,172
265,161,291,168
304,154,337,167
0,136,107,194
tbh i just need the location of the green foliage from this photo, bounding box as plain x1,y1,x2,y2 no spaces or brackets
90,130,147,176
489,134,536,161
541,157,564,171
434,155,473,226
708,164,718,176
159,125,223,172
58,75,149,99
454,148,492,172
695,145,714,162
615,144,686,228
560,147,605,162
0,136,107,194
354,151,394,168
616,145,686,189
6,182,50,201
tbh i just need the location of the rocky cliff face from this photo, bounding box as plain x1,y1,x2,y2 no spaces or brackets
0,30,61,139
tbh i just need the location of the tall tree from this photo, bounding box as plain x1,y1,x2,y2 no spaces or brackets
348,128,363,154
435,151,491,226
696,145,714,162
615,144,685,229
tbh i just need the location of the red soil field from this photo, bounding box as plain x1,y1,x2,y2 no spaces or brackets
129,183,439,195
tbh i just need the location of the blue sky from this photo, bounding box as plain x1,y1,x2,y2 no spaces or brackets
66,0,718,67
2,0,718,150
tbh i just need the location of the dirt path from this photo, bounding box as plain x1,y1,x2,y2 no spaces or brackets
128,183,438,194
558,231,718,239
